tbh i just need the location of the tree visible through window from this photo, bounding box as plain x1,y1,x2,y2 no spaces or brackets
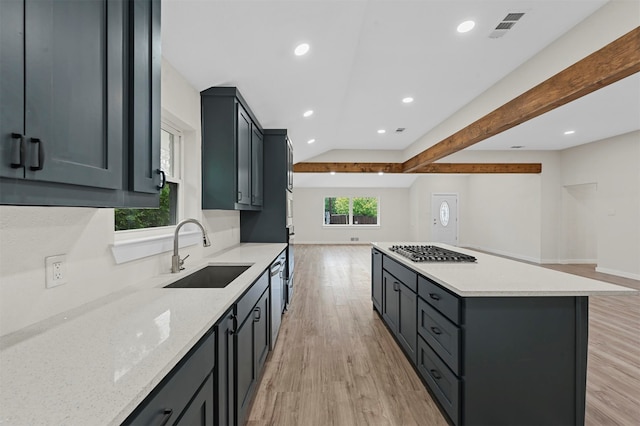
324,196,379,225
115,125,181,231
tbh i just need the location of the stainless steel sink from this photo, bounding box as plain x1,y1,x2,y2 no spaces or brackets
164,265,251,289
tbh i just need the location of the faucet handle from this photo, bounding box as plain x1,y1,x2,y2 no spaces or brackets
179,254,190,270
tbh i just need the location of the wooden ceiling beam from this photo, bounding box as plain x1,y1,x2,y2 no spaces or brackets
293,162,542,174
402,27,640,172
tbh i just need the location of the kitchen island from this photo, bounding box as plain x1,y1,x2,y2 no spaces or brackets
371,242,637,426
0,243,286,426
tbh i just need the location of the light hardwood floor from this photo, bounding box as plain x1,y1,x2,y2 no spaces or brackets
247,245,640,426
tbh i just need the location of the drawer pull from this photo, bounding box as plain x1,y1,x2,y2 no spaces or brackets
430,326,442,335
393,281,400,291
10,133,25,168
30,137,44,171
158,408,173,426
430,369,442,380
429,293,441,301
253,306,261,322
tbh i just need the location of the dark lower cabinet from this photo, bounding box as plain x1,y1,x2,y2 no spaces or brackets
397,282,417,364
123,329,216,426
381,270,400,332
178,373,215,426
371,249,383,312
236,288,270,426
215,309,236,426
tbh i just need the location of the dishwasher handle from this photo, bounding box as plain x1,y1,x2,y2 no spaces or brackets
270,261,282,276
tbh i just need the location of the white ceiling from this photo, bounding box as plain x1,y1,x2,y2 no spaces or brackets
162,0,638,188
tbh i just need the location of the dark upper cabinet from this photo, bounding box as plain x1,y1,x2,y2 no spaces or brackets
0,0,161,207
240,129,292,243
201,87,263,211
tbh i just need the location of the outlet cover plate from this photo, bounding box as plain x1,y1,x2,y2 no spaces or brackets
45,254,67,288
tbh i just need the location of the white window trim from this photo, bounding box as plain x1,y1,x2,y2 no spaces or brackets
322,196,381,228
112,119,191,264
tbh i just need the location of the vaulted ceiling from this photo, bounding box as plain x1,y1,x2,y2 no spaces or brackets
162,0,639,187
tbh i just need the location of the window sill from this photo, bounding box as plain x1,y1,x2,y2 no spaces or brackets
111,229,201,264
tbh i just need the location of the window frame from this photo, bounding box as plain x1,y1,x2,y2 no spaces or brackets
322,196,380,227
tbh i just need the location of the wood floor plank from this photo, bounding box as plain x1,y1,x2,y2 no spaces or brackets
247,245,640,426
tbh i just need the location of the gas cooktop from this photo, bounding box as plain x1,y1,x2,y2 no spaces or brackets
389,245,477,263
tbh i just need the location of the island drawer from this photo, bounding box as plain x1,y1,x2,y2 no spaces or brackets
383,257,417,292
418,298,460,375
418,276,460,324
417,335,460,425
237,270,269,324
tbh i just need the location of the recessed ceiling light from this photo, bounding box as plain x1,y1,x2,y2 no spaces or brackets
402,97,414,103
377,129,386,134
457,20,476,33
330,171,336,175
564,130,575,135
378,171,384,176
294,43,310,56
303,110,314,118
307,139,315,144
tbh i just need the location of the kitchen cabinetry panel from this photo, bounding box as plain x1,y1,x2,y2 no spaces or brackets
177,373,214,426
397,282,417,364
382,270,399,333
371,249,383,312
201,87,263,211
418,275,460,324
215,309,236,426
123,328,216,426
0,0,161,207
418,298,460,375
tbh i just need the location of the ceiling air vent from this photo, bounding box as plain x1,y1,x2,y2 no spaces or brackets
395,128,406,133
489,12,526,39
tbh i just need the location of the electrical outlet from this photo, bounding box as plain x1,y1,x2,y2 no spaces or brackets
45,255,67,288
350,237,359,242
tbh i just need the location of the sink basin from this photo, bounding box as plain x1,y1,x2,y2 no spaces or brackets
164,265,251,289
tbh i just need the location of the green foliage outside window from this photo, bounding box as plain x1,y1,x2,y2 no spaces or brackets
115,184,175,231
325,197,349,215
353,197,378,218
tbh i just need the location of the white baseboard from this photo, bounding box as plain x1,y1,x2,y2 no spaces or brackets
557,258,598,265
595,267,640,281
464,245,542,264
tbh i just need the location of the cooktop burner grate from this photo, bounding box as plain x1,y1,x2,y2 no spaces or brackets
389,245,477,263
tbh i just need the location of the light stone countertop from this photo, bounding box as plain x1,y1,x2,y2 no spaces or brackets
0,242,287,426
373,242,638,297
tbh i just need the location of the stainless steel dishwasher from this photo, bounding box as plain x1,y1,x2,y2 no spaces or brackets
269,250,286,350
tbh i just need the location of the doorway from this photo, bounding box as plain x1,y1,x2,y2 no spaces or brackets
431,193,458,246
561,183,597,263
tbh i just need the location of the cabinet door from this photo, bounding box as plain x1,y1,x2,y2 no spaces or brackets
176,373,214,426
129,0,161,194
236,104,251,206
371,249,383,312
251,126,263,207
236,312,256,426
215,310,236,426
397,283,417,364
0,0,25,179
382,271,400,333
23,0,123,189
254,290,270,373
286,138,294,191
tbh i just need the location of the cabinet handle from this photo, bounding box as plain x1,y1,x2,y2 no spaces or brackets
429,369,442,380
237,191,242,201
429,293,441,301
157,169,166,189
430,326,442,335
10,133,25,169
29,138,44,171
229,314,237,335
253,306,261,322
158,408,173,426
393,281,400,291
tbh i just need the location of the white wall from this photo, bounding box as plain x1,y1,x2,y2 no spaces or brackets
0,59,240,337
560,184,598,263
293,187,411,244
560,131,640,279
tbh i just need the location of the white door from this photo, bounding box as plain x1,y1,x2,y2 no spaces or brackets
431,194,458,246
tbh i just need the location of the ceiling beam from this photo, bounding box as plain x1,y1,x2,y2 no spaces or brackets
402,26,640,172
293,162,542,174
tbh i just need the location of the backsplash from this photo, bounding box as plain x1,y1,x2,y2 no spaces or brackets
0,206,240,337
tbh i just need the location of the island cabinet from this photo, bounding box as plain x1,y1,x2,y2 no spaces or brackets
371,249,383,312
372,249,590,426
122,328,216,426
201,87,263,211
0,0,162,207
380,256,418,364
